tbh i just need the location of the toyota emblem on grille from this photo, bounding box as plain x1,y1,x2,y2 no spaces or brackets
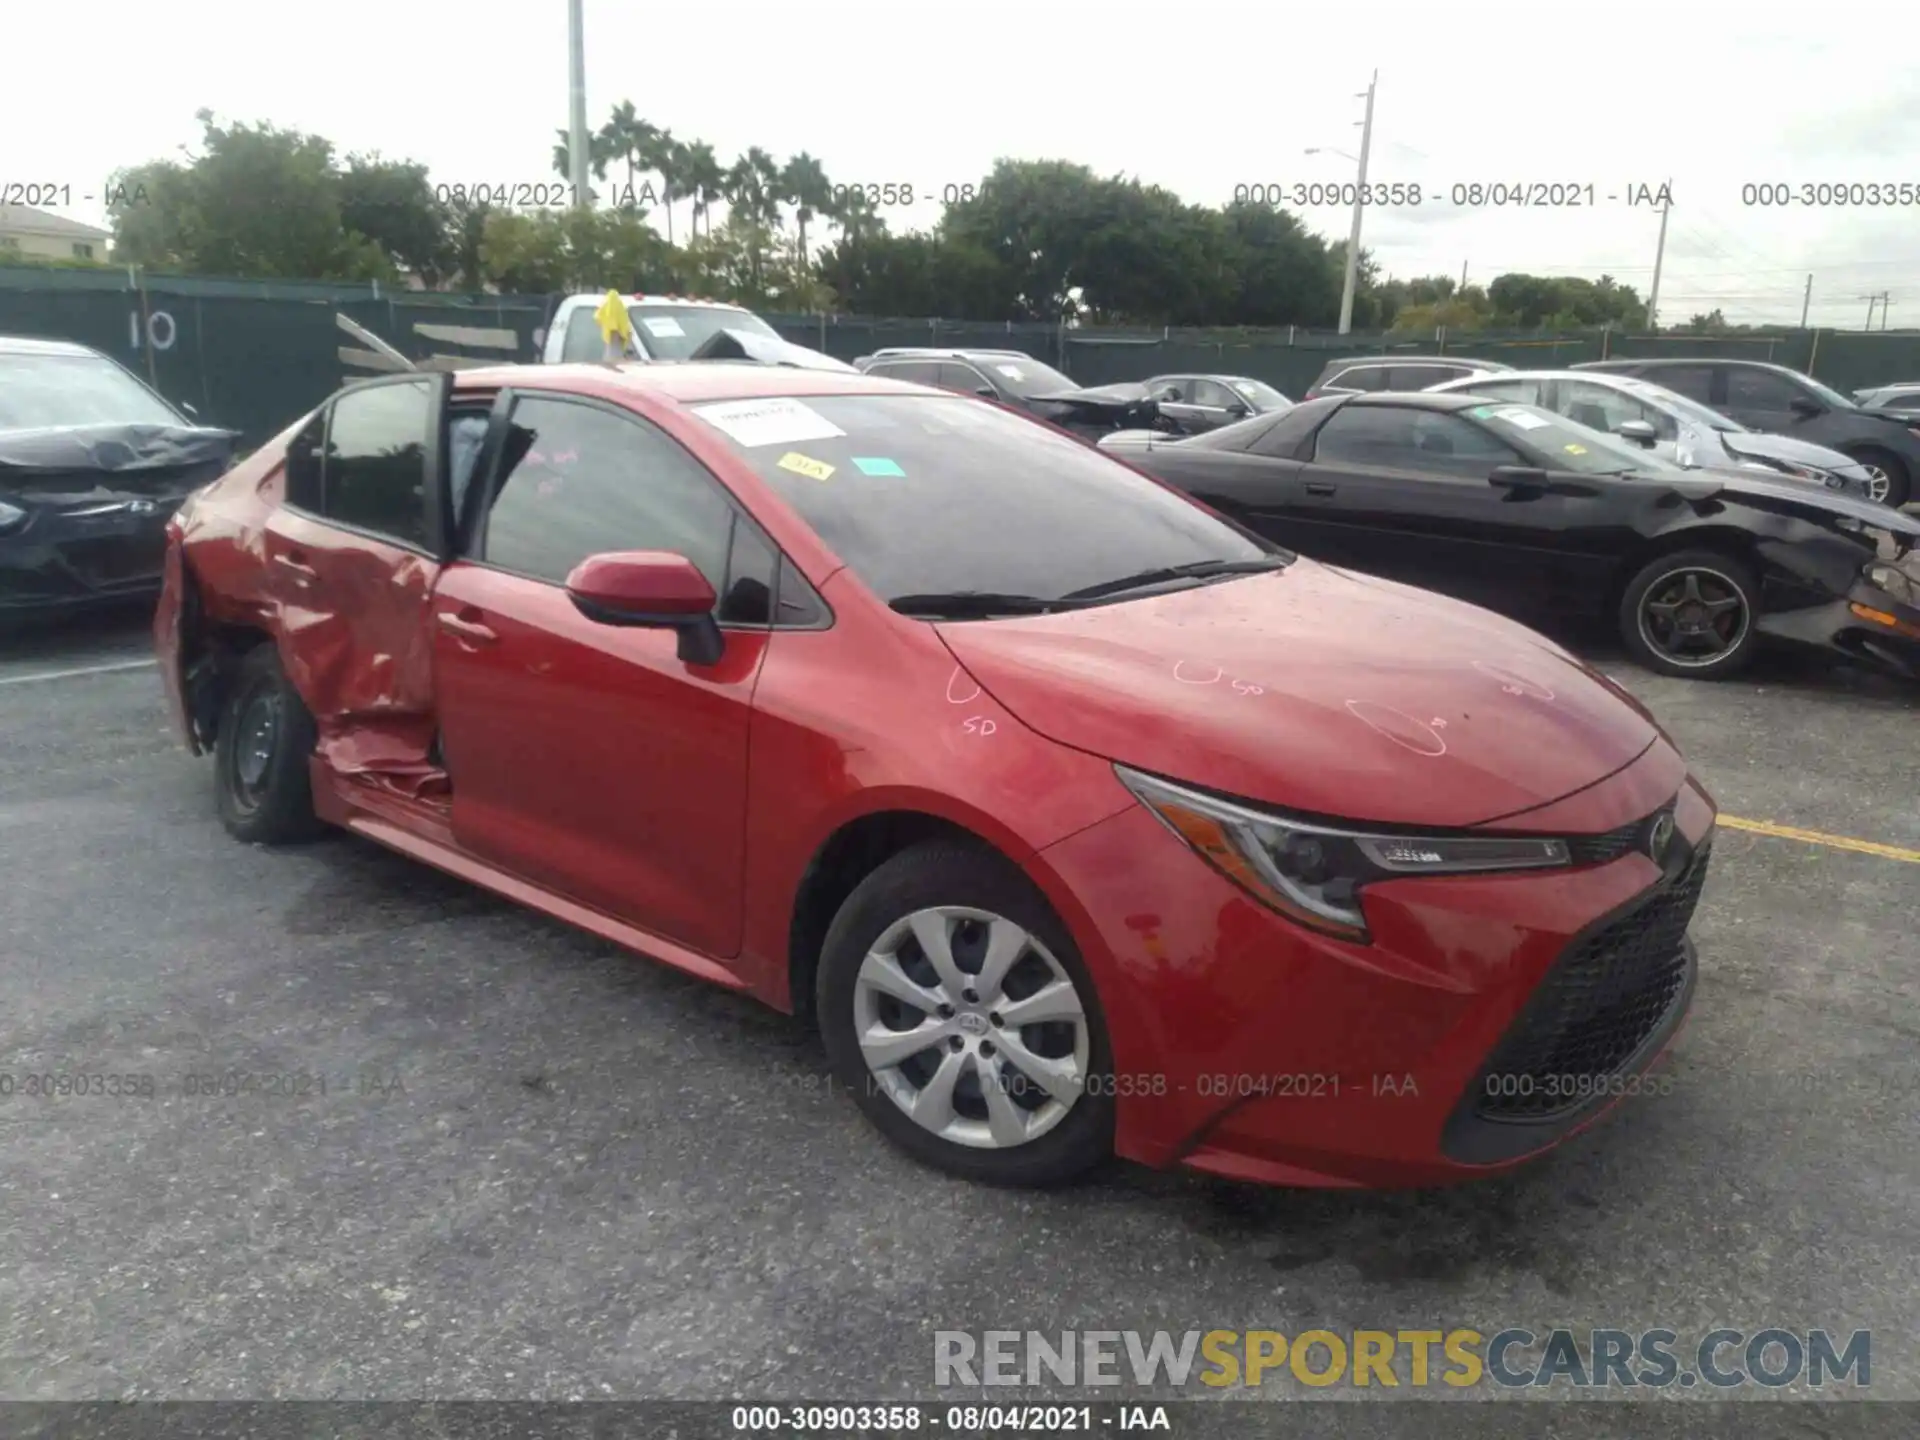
1647,812,1676,864
128,499,158,516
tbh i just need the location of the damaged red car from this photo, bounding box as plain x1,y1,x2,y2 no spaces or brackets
156,362,1715,1189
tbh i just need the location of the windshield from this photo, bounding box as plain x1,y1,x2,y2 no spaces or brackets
0,353,184,431
1227,378,1290,409
1618,378,1748,433
627,304,779,361
688,393,1274,605
974,356,1077,397
1465,402,1682,475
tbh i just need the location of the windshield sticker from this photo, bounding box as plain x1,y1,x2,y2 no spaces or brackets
995,365,1025,379
1493,407,1551,430
776,451,835,482
691,397,846,448
1469,405,1496,418
640,316,685,338
1563,443,1588,455
852,456,906,477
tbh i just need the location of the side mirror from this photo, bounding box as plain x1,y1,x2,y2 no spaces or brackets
1615,419,1657,446
975,384,997,398
1224,402,1251,418
1789,396,1825,418
564,550,725,665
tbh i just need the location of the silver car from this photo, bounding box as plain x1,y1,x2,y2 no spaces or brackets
1428,369,1883,501
1853,382,1920,415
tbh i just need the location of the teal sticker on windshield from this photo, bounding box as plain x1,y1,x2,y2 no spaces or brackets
1470,405,1495,418
852,456,906,477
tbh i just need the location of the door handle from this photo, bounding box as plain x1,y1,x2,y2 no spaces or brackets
1305,482,1338,497
436,610,499,645
272,552,318,582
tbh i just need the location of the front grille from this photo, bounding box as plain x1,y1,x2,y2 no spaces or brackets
1473,845,1708,1122
1566,816,1645,866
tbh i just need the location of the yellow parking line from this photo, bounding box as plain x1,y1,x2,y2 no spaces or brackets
1718,815,1920,864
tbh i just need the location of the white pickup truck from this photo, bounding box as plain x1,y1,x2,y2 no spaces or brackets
537,293,852,370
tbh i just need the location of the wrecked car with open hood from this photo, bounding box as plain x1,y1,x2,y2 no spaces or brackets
0,336,236,624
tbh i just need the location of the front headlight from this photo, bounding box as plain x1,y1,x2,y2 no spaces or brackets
1116,765,1570,943
0,499,26,533
1865,562,1918,606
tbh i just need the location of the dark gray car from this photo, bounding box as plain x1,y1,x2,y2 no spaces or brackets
1142,375,1290,433
1575,357,1920,506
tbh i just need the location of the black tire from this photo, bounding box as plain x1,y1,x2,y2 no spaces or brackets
817,840,1115,1187
1618,549,1763,680
214,644,325,844
1841,446,1910,508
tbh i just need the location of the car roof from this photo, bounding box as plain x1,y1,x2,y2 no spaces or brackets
867,347,1034,360
565,294,749,310
1440,368,1652,385
1321,354,1512,371
454,361,935,405
0,334,105,359
1342,391,1487,412
1577,356,1787,373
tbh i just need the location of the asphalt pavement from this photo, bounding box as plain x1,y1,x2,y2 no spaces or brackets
0,604,1915,1413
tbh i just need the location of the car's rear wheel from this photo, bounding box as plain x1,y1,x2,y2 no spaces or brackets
215,644,325,844
817,840,1114,1186
1842,447,1909,507
1619,550,1762,680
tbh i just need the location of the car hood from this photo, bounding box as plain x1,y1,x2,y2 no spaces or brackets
1717,430,1861,472
936,562,1659,829
0,422,237,473
1670,465,1920,528
1027,383,1161,426
683,329,856,371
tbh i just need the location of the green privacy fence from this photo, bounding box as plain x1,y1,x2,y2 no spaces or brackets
5,264,1918,446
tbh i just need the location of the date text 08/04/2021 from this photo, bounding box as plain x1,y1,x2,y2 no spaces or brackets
730,1405,1167,1433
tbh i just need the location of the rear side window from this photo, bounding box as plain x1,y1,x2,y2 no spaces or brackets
1388,364,1455,390
1325,365,1386,392
868,360,942,386
321,379,433,547
1645,365,1716,402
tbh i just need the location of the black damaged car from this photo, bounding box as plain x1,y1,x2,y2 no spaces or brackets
1119,391,1920,681
0,336,236,628
852,348,1163,438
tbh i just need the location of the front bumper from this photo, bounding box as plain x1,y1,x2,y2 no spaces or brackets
0,501,183,616
1756,579,1920,678
1037,738,1715,1188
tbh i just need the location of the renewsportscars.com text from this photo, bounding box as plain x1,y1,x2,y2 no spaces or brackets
934,1328,1870,1390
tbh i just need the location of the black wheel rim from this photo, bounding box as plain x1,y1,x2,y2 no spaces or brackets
228,686,280,812
1638,567,1750,668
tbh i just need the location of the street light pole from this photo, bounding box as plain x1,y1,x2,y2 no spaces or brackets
1337,71,1378,336
567,0,591,208
1645,191,1670,331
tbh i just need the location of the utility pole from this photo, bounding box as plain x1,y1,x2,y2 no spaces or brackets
1800,274,1812,329
1460,260,1469,291
1337,70,1377,336
567,0,591,208
1863,294,1881,330
1645,190,1670,332
1881,291,1892,330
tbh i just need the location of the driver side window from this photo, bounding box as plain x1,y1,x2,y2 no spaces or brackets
1314,405,1518,477
1558,381,1664,439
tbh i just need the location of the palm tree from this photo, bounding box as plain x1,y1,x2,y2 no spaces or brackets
833,185,885,244
596,102,661,212
683,141,724,239
779,152,833,267
550,128,609,201
723,149,784,294
646,128,684,246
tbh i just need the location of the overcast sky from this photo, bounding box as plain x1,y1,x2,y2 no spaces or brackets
9,1,1917,328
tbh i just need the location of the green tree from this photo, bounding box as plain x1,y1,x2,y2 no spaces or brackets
109,110,388,280
550,127,611,201
338,154,452,285
682,140,724,240
780,151,834,268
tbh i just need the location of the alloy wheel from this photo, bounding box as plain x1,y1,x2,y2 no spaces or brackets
1637,567,1751,668
1859,464,1892,504
852,905,1091,1149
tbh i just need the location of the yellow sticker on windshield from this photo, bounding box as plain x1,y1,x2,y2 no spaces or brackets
1564,443,1588,455
777,451,835,481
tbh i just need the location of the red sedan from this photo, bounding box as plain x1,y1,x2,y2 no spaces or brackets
155,362,1714,1189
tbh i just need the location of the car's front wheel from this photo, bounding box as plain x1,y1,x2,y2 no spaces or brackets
1843,446,1909,507
817,840,1115,1186
214,644,325,844
1618,549,1763,680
